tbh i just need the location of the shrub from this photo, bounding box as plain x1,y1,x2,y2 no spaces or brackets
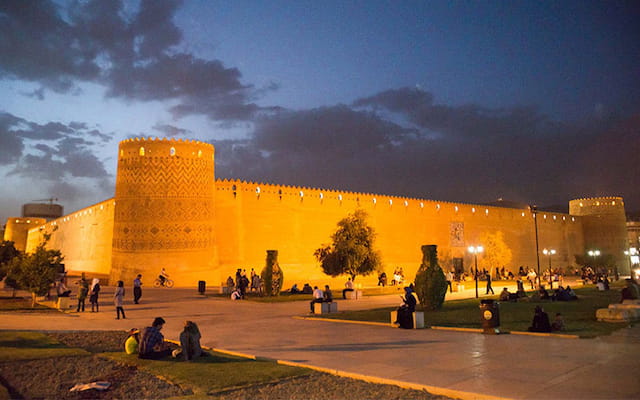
414,245,448,311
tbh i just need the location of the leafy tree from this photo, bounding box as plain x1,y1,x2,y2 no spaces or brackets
5,235,64,306
314,210,381,281
261,250,284,296
0,241,20,281
414,245,448,311
477,231,512,276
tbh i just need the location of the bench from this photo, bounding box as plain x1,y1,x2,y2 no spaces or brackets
314,302,338,314
390,311,425,329
596,301,640,322
345,290,363,300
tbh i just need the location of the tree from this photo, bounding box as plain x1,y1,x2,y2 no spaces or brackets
0,241,20,281
478,231,512,275
5,236,64,307
314,210,381,281
414,245,448,311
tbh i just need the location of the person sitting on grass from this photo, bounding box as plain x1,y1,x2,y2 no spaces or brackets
139,317,171,359
125,328,140,354
551,313,565,332
499,287,510,301
528,306,551,333
172,321,204,361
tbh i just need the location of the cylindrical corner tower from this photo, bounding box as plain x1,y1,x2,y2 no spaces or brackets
111,138,217,286
569,197,628,274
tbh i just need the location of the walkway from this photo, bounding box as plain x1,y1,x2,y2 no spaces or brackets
1,283,639,400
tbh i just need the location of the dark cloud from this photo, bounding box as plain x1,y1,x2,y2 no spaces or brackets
0,0,262,121
0,110,112,182
212,89,639,211
152,123,190,137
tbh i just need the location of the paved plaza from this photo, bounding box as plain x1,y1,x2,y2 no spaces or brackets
1,284,639,400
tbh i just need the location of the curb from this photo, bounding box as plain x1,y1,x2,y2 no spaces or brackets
295,315,580,338
190,343,508,400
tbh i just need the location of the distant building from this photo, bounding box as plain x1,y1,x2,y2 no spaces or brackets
4,138,631,286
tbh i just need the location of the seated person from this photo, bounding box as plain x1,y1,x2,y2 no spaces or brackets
289,283,301,294
230,289,242,300
139,317,171,359
538,286,550,300
125,328,140,354
395,287,417,329
551,313,565,331
57,280,71,297
342,278,355,299
323,285,333,302
301,283,313,294
309,286,324,313
173,321,204,361
565,285,578,301
528,306,552,333
499,288,510,301
620,279,639,303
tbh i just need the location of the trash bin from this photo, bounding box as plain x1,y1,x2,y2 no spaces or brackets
198,280,206,295
479,299,500,334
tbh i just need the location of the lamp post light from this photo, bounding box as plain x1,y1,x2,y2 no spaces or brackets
543,248,556,289
624,250,632,281
531,205,541,288
587,249,601,269
468,245,483,299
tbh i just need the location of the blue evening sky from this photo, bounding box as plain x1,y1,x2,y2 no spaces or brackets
0,0,638,223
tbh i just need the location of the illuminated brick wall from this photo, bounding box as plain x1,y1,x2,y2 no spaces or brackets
570,197,629,274
110,138,217,286
24,139,630,287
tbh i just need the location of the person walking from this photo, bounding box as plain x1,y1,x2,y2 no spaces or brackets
446,270,454,293
133,274,143,304
114,280,126,319
485,271,494,295
89,278,100,312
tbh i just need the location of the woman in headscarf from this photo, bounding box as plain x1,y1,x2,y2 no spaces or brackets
89,278,101,312
174,321,203,361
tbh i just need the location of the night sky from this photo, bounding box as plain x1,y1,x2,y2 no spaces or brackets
1,0,639,224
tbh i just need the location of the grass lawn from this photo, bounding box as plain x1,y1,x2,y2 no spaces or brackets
0,331,89,361
316,284,632,338
105,352,311,396
0,296,58,313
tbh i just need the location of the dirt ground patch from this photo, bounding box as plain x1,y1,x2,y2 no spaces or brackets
209,372,451,400
0,330,452,399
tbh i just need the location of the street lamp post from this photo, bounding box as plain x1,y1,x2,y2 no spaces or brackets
588,249,601,271
531,205,541,288
543,248,556,289
624,250,632,281
468,246,483,299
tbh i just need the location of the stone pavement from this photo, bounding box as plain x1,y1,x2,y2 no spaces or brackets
1,284,639,400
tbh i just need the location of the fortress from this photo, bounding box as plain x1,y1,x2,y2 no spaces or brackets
5,138,630,287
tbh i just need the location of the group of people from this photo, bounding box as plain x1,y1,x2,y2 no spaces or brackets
227,268,263,299
125,317,206,361
309,285,333,313
56,270,169,320
528,306,565,333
